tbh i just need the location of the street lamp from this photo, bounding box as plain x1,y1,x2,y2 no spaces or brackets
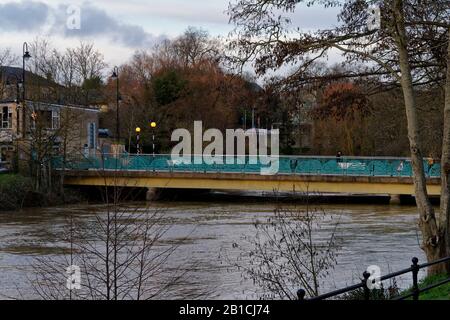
22,42,31,138
111,66,122,143
150,121,157,157
22,42,31,101
135,127,141,154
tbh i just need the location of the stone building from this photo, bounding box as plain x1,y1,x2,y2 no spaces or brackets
0,99,100,170
0,66,101,171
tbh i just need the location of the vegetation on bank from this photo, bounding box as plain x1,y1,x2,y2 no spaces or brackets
403,274,450,300
340,274,450,300
0,174,84,211
0,174,33,210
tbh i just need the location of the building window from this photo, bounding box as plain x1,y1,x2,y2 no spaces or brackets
1,106,12,129
88,122,96,149
52,110,60,129
52,142,61,154
0,147,6,162
39,110,52,129
31,110,58,130
30,112,36,130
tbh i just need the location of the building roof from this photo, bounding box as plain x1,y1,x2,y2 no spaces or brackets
0,99,100,112
247,81,264,92
1,66,107,106
0,66,60,87
0,66,22,78
25,100,100,112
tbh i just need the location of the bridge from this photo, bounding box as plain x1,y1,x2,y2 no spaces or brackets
53,154,441,200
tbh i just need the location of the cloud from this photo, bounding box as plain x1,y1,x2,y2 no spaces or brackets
0,1,166,48
0,1,50,31
54,3,166,47
131,0,229,25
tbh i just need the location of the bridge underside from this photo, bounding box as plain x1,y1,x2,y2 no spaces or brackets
62,170,441,196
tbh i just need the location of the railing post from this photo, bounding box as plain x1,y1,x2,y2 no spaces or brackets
411,257,420,301
297,289,306,301
362,271,371,300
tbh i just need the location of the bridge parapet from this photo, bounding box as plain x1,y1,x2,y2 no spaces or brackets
52,154,441,178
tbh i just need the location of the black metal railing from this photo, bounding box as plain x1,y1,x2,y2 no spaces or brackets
297,256,450,301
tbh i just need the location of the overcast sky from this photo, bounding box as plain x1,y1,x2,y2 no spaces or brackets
0,0,341,69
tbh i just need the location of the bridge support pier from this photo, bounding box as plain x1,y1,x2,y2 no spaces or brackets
389,194,402,205
146,188,163,201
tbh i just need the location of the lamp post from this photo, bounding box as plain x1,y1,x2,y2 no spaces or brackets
111,66,121,143
135,127,141,154
22,42,31,136
22,42,31,101
150,121,157,157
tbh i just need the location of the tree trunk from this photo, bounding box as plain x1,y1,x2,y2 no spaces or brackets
439,28,450,273
393,0,442,273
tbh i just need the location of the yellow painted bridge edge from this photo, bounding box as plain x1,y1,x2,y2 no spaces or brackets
62,171,441,196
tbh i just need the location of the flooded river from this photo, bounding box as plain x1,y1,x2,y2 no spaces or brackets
0,195,427,299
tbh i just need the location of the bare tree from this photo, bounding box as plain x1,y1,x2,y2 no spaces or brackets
0,47,19,98
29,195,188,300
29,38,58,82
73,42,107,83
172,27,222,67
441,28,450,267
0,48,17,67
25,39,107,104
231,199,340,300
52,48,77,88
17,104,86,193
228,0,449,273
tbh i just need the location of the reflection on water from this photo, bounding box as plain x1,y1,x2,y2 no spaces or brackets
0,198,426,299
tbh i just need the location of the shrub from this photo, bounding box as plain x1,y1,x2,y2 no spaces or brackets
0,174,33,210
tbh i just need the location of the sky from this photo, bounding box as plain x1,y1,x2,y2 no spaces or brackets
0,0,342,70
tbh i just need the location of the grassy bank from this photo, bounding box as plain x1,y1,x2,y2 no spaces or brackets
399,274,450,300
413,274,450,300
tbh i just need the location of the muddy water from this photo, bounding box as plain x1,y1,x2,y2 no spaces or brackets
0,199,426,299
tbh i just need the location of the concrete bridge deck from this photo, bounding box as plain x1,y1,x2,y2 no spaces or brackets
62,170,441,196
57,155,442,196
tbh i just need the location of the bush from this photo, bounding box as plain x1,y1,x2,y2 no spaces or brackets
0,174,33,210
233,204,341,300
341,280,400,300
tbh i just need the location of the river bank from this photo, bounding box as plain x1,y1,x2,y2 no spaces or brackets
400,274,450,300
0,174,86,211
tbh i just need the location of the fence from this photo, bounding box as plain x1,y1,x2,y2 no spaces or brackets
52,154,441,178
297,256,450,301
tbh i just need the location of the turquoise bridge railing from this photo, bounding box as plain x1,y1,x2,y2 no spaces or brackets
51,154,441,178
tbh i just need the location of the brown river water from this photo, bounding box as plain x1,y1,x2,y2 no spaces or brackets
0,194,427,299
